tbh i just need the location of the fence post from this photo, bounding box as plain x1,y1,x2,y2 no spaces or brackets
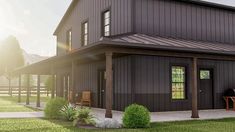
18,75,21,103
36,75,40,107
26,74,30,105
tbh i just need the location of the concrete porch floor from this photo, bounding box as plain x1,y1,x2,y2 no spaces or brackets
92,108,235,123
19,103,235,123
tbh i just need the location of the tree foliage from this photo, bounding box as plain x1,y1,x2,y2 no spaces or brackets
0,36,25,77
22,75,34,87
45,76,52,92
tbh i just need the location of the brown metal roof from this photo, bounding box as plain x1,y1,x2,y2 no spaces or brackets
110,34,235,55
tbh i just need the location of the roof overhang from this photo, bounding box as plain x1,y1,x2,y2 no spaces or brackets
13,34,235,75
53,0,79,35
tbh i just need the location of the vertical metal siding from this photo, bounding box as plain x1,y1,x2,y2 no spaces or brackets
135,0,235,44
56,0,133,56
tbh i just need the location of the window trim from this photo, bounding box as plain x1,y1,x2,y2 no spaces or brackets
66,29,72,52
101,8,111,37
170,64,188,101
81,20,89,46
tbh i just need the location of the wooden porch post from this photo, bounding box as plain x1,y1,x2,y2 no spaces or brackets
51,74,55,99
37,75,40,107
18,74,21,103
71,61,75,103
26,74,30,105
191,57,199,118
51,66,55,99
105,52,113,118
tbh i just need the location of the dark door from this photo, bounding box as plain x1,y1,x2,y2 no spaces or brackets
198,69,214,109
98,70,106,108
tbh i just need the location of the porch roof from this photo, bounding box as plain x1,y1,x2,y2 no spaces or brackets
109,34,235,56
13,34,235,75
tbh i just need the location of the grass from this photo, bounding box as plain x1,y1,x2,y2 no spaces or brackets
0,96,234,131
0,96,50,112
0,118,235,131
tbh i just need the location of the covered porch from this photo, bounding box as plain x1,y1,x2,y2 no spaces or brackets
13,34,235,119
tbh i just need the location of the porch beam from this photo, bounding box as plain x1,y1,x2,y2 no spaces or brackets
36,75,40,107
18,74,21,103
191,57,199,118
105,51,113,118
26,74,30,105
109,47,235,61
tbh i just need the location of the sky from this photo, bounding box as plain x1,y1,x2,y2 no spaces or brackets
0,0,71,56
0,0,234,57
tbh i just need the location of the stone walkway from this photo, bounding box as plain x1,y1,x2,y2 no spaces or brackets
0,111,44,118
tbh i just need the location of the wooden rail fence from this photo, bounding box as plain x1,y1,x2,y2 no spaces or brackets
0,86,50,96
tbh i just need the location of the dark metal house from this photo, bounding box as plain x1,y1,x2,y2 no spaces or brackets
15,0,235,118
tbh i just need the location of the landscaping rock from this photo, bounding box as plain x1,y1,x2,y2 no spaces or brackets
96,118,122,129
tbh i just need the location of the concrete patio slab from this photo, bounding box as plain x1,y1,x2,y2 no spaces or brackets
92,108,235,123
0,112,44,119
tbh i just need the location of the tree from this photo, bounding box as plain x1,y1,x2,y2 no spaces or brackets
0,36,25,95
45,76,52,96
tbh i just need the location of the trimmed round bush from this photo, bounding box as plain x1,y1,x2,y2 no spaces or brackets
44,97,68,119
122,104,150,128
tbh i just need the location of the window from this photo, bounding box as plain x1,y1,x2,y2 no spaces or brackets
66,30,72,52
200,70,210,80
102,10,110,36
82,21,88,46
171,66,186,100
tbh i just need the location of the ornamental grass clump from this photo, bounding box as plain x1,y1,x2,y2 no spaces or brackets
60,104,77,121
122,104,150,128
73,107,96,127
44,97,68,119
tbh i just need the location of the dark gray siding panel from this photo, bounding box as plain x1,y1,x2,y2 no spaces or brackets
133,55,192,112
75,61,104,107
113,56,132,111
198,59,235,109
132,56,235,112
56,55,235,112
73,56,132,109
135,0,235,44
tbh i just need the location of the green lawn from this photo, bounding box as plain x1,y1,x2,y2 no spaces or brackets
0,96,50,112
0,96,234,131
0,118,234,132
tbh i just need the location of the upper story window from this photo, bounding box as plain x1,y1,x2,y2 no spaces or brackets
81,21,88,46
66,30,72,52
102,10,110,37
171,66,186,100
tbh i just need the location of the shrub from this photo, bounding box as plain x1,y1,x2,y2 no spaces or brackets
122,104,150,128
44,97,68,119
60,104,77,121
96,118,121,129
73,107,96,126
